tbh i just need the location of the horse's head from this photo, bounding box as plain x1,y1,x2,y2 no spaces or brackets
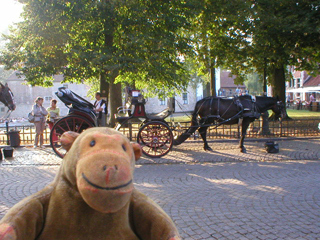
0,83,16,111
271,100,285,121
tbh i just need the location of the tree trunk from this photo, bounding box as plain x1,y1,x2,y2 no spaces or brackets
203,82,210,98
168,97,175,113
271,66,286,103
210,67,216,97
108,80,122,127
271,65,290,119
100,72,109,114
101,1,121,126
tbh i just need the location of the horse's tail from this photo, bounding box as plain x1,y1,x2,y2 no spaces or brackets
173,101,201,146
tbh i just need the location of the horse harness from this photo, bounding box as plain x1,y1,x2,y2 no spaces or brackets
199,95,261,128
240,96,261,119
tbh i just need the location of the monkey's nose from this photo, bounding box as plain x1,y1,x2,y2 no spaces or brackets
103,165,118,184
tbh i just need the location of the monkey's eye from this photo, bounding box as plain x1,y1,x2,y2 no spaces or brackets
122,144,126,151
90,140,96,147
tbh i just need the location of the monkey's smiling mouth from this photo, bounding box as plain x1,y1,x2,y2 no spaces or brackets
82,173,133,190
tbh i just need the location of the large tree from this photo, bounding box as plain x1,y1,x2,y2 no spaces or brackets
229,0,320,105
188,0,253,97
0,0,193,126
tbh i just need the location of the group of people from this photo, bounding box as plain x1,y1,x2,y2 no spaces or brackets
286,93,316,110
30,92,106,148
31,97,60,148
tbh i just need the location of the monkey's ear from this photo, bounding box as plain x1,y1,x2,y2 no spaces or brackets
60,131,80,152
131,142,142,161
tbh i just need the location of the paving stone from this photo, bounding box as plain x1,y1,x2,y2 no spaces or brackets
0,138,319,239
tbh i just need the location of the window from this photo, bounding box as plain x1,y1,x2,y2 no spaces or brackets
182,93,188,104
0,107,5,112
159,98,166,106
63,83,68,89
45,96,52,102
297,78,301,88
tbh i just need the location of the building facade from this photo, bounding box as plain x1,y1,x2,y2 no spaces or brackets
286,67,320,104
218,70,246,97
144,84,198,114
1,72,91,119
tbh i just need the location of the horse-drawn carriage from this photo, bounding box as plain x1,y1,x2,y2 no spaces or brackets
50,87,97,157
51,87,175,158
51,87,285,158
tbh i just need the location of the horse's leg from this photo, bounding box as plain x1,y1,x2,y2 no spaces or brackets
239,118,252,153
198,125,212,151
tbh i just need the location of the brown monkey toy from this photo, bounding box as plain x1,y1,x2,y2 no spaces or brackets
0,127,180,240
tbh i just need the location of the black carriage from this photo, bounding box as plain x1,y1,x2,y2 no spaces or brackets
50,87,97,158
51,87,174,158
115,91,174,158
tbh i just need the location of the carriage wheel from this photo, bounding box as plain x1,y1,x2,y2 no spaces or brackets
137,121,173,158
50,115,95,158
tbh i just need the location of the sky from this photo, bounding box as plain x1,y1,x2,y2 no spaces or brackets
0,0,23,33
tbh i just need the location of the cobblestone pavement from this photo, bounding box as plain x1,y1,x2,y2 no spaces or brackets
0,138,319,239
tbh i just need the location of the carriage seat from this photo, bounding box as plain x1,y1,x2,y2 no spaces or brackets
146,107,172,120
115,107,131,124
117,106,131,115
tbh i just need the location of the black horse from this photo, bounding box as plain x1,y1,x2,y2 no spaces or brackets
174,95,285,153
0,83,16,111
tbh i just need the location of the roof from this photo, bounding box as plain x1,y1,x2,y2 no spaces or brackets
303,75,320,87
6,71,64,82
220,71,246,88
6,71,25,81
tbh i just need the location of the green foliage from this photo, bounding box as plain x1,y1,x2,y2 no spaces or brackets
247,0,320,78
1,0,319,102
193,0,320,101
244,71,263,95
0,0,194,96
188,0,253,93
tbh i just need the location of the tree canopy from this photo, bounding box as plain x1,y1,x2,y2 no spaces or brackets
1,0,198,125
185,0,320,105
1,0,320,110
223,0,320,102
1,0,194,92
187,0,252,96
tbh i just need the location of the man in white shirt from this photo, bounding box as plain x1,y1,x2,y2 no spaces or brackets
310,94,315,103
94,92,106,126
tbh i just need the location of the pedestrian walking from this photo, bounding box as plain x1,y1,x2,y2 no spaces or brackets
32,97,48,148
